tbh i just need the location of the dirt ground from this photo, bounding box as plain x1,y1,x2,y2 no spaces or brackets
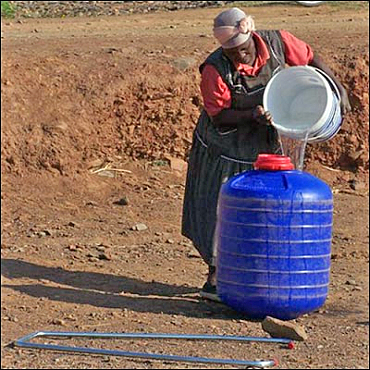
1,2,369,369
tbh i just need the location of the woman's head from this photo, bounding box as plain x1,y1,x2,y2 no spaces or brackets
213,7,255,49
222,39,256,65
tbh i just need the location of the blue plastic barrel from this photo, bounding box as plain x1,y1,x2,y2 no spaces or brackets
215,154,333,320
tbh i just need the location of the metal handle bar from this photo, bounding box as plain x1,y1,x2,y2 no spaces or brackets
14,331,293,368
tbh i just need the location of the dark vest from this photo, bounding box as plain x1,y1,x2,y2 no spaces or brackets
199,30,286,111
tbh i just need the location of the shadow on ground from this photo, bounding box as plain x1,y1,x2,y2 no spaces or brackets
1,259,246,320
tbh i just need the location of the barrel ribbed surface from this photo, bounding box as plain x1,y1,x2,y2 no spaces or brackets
216,170,333,320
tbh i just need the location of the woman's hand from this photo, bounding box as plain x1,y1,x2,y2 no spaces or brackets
339,87,352,115
253,105,273,125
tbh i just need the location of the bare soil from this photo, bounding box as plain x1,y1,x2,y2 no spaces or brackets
1,3,369,369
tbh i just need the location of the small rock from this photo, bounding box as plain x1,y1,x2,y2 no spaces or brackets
353,286,363,291
165,156,187,172
262,316,308,341
187,251,201,259
86,201,98,207
98,253,111,261
105,47,123,54
13,247,25,253
52,319,66,326
39,229,52,237
114,197,129,206
132,223,148,231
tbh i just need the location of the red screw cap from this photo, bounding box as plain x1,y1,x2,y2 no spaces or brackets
254,154,295,171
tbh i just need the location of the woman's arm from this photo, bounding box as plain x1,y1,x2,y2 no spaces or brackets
212,106,272,127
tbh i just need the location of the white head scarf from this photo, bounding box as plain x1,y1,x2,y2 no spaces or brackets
213,8,255,49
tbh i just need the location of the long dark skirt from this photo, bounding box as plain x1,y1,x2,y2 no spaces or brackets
181,110,280,266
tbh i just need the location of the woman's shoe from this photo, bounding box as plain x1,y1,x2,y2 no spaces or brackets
199,281,222,302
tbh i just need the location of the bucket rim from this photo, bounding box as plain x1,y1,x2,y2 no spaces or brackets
263,65,335,138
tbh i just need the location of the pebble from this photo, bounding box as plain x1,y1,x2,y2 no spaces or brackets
98,252,112,260
52,319,66,326
114,197,129,206
187,251,201,258
132,223,148,231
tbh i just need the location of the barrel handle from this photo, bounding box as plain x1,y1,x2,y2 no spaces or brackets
282,174,292,189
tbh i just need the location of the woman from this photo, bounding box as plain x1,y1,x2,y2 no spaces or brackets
182,7,351,302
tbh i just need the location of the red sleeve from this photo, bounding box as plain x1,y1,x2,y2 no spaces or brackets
280,30,314,66
200,64,232,117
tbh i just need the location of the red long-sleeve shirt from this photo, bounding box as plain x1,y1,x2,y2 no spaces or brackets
201,30,314,117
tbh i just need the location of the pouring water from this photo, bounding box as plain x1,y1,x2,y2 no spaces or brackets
277,130,310,171
264,66,343,169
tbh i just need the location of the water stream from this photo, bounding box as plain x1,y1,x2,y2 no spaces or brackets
277,131,310,171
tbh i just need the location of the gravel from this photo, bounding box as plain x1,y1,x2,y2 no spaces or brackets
6,1,238,18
